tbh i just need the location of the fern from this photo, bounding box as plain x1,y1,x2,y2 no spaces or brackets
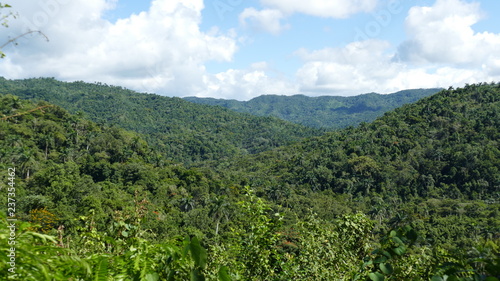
93,256,110,281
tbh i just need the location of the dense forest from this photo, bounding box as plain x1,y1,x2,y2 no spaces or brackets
0,77,323,164
184,89,441,129
1,82,499,280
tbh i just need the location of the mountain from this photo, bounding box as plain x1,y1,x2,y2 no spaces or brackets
0,77,323,164
1,83,499,280
213,83,500,201
184,88,442,129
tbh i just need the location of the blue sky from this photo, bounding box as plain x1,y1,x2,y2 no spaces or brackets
1,0,500,100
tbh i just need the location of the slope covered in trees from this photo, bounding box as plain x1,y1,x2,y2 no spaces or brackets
213,83,500,200
184,88,441,129
202,82,500,252
1,83,499,280
0,77,322,164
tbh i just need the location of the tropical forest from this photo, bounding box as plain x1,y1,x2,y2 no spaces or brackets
0,76,499,280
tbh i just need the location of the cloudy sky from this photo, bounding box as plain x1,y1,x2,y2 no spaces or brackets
0,0,499,100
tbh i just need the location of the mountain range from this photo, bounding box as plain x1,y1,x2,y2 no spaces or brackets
1,78,499,280
184,88,442,129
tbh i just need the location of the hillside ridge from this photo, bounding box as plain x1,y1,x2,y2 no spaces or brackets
184,88,442,129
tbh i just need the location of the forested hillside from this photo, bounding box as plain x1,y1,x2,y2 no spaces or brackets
1,83,499,280
204,82,500,254
215,83,499,200
184,88,441,129
0,77,322,164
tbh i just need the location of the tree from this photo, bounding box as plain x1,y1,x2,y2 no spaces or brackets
208,195,231,236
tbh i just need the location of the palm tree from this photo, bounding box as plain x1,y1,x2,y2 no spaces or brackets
179,196,195,212
19,148,38,179
208,195,230,236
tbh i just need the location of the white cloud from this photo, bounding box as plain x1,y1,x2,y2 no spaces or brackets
396,0,500,75
239,8,289,35
201,63,299,100
2,0,499,101
292,0,500,96
295,39,497,96
260,0,377,18
295,40,403,95
0,0,237,96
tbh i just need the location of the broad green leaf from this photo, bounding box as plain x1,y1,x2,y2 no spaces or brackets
379,263,393,275
145,273,160,281
393,245,406,256
485,277,500,281
382,250,392,259
431,276,443,281
391,236,404,246
368,272,385,281
189,236,207,269
374,256,388,264
191,268,206,281
218,266,231,281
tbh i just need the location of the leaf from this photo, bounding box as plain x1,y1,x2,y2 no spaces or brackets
381,250,392,259
391,236,404,246
145,273,160,281
368,272,385,281
189,236,207,269
485,277,500,281
374,256,388,264
94,256,109,281
430,276,443,281
191,268,206,281
393,245,406,256
218,266,231,281
379,263,393,275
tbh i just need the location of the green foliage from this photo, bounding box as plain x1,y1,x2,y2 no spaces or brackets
1,81,500,280
0,213,91,280
209,187,284,280
184,89,441,129
278,213,373,280
0,77,322,164
356,225,419,280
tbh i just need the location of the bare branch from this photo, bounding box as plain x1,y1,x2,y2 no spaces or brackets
1,30,49,49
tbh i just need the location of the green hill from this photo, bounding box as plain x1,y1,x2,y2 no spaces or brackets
202,83,500,251
1,83,499,280
0,77,323,164
213,83,500,201
184,88,441,129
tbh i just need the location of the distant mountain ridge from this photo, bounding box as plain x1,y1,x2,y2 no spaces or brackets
184,88,442,129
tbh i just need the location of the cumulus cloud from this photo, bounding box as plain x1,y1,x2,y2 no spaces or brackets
396,0,500,75
295,39,496,96
293,0,500,96
1,0,499,101
0,0,237,96
239,8,289,35
260,0,377,18
201,62,299,100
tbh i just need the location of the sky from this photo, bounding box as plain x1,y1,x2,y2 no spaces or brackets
0,0,500,100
